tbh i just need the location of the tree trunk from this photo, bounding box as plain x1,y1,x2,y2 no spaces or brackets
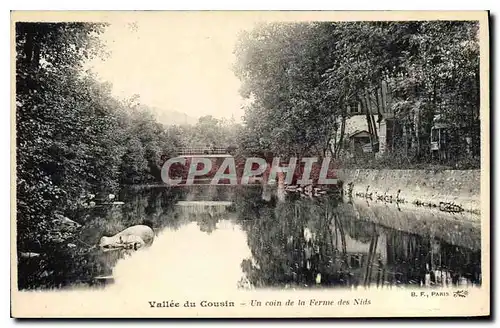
22,28,34,65
370,113,378,140
414,110,421,158
32,38,41,69
333,113,346,159
360,96,374,151
366,90,379,140
21,26,41,69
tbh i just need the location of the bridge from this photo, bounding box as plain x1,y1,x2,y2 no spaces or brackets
176,146,235,156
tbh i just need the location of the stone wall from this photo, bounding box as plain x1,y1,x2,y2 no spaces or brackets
337,169,481,214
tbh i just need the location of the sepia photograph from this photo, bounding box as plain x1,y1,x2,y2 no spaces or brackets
10,10,490,318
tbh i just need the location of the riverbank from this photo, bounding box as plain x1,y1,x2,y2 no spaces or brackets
336,169,481,215
337,200,481,250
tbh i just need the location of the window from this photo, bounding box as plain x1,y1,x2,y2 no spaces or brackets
431,129,439,143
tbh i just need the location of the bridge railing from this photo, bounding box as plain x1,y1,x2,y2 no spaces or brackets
177,147,231,155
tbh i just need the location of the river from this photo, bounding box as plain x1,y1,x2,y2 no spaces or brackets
70,186,482,292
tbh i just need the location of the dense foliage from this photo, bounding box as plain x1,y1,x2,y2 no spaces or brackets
177,115,241,149
234,21,480,166
15,22,186,288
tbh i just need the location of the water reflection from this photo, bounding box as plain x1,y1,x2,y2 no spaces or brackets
78,187,480,291
233,192,481,289
109,220,252,294
72,187,186,285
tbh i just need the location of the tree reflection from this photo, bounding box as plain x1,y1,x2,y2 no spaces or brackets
196,213,218,234
67,187,186,285
235,194,482,289
49,187,481,290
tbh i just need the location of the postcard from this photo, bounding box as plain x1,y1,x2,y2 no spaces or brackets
11,10,490,318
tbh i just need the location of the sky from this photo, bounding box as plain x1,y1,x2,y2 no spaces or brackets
87,13,262,123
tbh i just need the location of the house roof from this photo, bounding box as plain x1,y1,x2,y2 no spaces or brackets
348,130,372,138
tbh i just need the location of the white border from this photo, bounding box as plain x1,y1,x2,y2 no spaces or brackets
2,1,497,327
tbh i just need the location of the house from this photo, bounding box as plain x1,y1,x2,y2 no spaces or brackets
342,81,396,156
348,130,378,155
430,121,451,160
430,114,479,161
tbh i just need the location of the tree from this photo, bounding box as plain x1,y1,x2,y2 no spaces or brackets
234,21,480,165
179,115,242,149
16,22,184,289
234,23,341,158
